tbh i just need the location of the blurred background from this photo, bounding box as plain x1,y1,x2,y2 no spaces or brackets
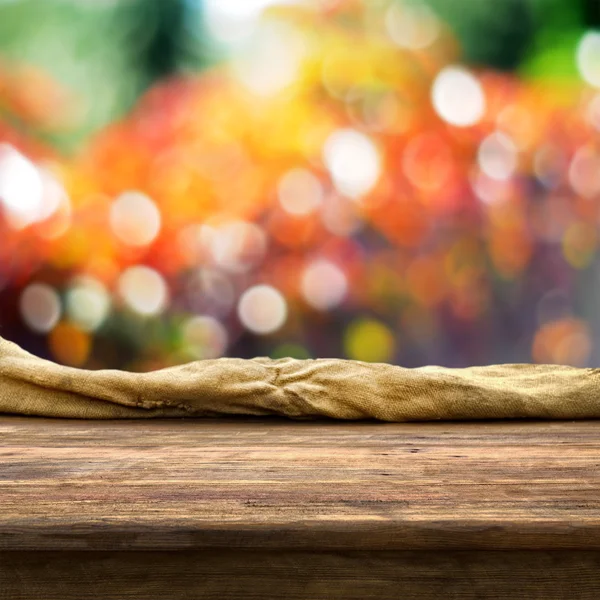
0,0,599,371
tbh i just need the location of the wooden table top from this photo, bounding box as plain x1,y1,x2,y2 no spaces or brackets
1,416,600,552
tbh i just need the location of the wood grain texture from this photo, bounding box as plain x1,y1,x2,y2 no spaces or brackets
1,416,600,552
3,549,600,600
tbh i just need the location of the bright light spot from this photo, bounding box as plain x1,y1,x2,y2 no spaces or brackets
323,129,381,199
0,144,44,228
232,22,306,96
205,0,298,45
385,2,440,50
20,283,61,333
577,31,600,88
301,260,347,310
278,168,324,216
478,132,518,181
182,316,229,359
238,284,287,334
206,0,268,20
110,191,161,247
569,146,600,198
118,266,168,316
209,221,267,274
66,276,111,332
431,66,485,127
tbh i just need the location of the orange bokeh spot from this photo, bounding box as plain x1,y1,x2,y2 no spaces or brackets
48,322,92,367
532,318,592,366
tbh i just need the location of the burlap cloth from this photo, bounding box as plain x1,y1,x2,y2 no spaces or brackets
1,335,598,420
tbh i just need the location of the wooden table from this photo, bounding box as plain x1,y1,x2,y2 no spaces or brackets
1,416,600,599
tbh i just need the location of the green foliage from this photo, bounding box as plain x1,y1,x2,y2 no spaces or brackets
427,0,536,71
0,0,204,152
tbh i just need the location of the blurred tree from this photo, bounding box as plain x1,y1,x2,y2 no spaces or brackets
0,0,205,151
144,1,189,80
0,0,596,152
126,0,205,89
428,0,536,71
582,0,600,27
521,0,587,83
427,0,596,83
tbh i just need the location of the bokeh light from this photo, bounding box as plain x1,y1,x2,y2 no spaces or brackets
110,191,161,247
19,284,61,334
118,266,169,316
532,318,592,367
301,259,347,310
577,31,600,89
204,0,293,45
344,318,396,363
182,315,229,359
238,284,287,334
0,144,44,228
48,321,91,367
478,132,518,181
323,129,381,200
278,168,323,216
232,21,307,96
431,66,485,127
385,2,440,50
568,146,600,199
208,221,267,274
65,276,111,332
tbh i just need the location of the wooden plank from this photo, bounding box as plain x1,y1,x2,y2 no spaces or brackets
3,549,600,600
1,416,600,551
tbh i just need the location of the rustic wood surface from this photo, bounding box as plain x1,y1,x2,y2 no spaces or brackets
3,549,600,600
3,416,600,599
1,415,600,552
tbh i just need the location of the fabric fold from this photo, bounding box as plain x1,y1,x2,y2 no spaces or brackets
1,336,599,421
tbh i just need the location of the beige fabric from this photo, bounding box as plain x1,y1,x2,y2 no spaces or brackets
0,335,599,421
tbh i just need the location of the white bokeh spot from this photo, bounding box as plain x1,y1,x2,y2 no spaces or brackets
431,66,485,127
323,129,381,199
